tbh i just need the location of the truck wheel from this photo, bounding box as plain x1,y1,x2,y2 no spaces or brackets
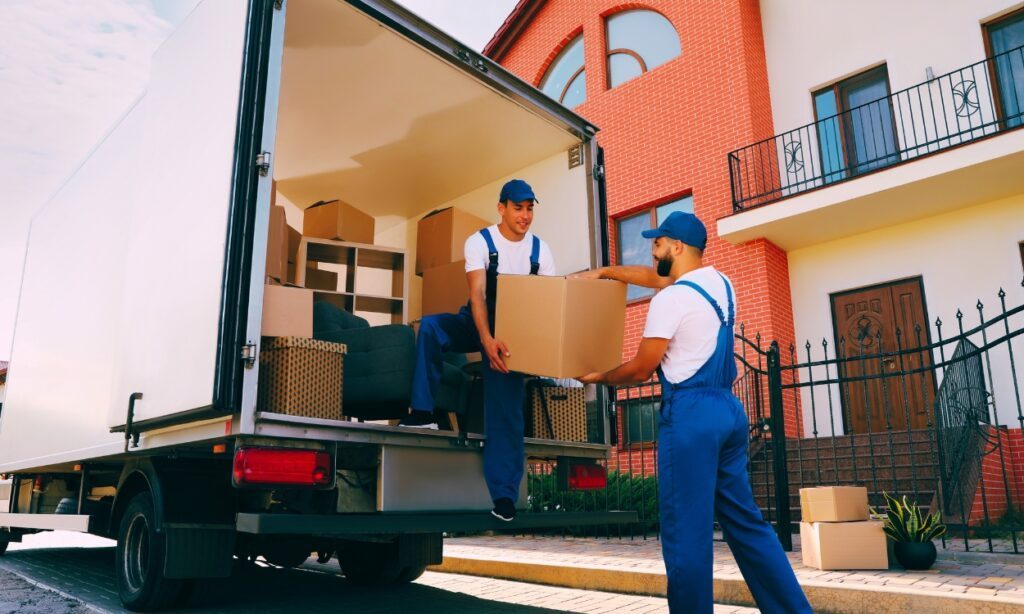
0,540,8,556
337,539,402,587
261,543,312,568
116,492,192,611
397,564,427,583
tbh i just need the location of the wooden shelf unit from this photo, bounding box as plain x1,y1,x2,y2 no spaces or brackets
295,237,407,325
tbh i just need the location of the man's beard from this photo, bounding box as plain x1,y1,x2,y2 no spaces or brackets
656,255,674,277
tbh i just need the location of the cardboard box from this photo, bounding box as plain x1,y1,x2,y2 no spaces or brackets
422,260,469,316
416,207,489,275
261,284,313,338
528,384,588,442
303,266,339,292
495,276,626,378
800,521,888,570
256,336,346,421
800,486,869,523
287,226,301,263
303,199,375,244
265,205,288,282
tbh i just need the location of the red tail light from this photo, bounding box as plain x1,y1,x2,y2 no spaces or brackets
232,447,332,488
567,463,607,491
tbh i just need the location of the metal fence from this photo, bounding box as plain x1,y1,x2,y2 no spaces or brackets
728,44,1024,211
523,281,1024,554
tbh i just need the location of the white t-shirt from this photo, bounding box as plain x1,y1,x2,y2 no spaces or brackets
464,225,556,276
643,266,736,385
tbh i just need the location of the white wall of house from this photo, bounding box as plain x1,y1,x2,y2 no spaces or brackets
788,196,1024,436
760,1,1024,136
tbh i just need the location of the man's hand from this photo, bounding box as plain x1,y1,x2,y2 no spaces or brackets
569,268,605,280
483,336,511,374
577,371,605,385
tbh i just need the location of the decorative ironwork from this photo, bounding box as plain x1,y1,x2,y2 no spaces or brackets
952,79,981,117
784,140,804,173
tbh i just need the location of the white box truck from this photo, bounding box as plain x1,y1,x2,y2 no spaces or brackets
0,0,631,610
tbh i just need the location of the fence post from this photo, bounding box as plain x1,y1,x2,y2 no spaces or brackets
767,341,793,551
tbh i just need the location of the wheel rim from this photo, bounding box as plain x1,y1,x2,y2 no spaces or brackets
123,513,150,593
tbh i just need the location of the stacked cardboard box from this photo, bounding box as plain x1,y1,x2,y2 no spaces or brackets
417,207,488,316
799,486,888,570
303,199,375,244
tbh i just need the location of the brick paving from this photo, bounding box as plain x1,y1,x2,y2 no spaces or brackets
444,534,1024,605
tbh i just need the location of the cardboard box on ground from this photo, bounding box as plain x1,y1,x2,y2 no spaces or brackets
800,486,869,523
495,276,627,379
416,207,489,275
798,486,887,570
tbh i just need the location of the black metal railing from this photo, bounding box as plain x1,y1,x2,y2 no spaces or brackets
520,280,1024,554
729,44,1024,211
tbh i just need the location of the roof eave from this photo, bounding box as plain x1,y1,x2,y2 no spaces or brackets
482,0,546,62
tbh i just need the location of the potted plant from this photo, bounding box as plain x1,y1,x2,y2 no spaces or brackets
873,492,946,570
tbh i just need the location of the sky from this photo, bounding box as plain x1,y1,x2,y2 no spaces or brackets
0,0,517,361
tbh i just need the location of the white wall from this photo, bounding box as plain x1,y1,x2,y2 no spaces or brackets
761,1,1023,136
788,196,1024,436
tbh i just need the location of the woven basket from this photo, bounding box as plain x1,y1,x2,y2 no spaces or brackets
257,336,346,420
529,385,587,442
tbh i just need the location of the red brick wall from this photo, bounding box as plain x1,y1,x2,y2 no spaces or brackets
493,1,800,436
969,427,1024,523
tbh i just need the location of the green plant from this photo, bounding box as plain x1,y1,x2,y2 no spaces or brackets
872,492,946,543
525,470,660,536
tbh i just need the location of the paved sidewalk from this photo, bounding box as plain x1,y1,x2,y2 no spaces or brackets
436,535,1024,612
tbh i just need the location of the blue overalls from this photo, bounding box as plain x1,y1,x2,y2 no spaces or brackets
657,274,810,613
411,228,541,503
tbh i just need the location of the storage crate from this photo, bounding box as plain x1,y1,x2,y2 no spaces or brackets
257,336,346,420
527,382,587,442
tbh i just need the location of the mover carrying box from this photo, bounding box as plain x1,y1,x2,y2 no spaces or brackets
256,337,346,421
495,276,626,378
262,284,313,338
800,486,869,523
416,207,489,275
800,521,888,570
265,205,288,282
303,199,375,244
422,260,469,316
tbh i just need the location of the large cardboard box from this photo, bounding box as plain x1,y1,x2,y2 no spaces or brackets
256,337,346,421
495,276,626,378
287,226,301,264
528,384,588,442
303,266,339,292
800,486,869,523
422,260,469,316
261,284,313,338
416,207,489,275
303,199,375,244
265,205,288,282
800,521,888,570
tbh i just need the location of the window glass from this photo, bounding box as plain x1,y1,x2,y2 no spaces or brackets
607,10,680,87
989,11,1024,128
562,70,587,109
624,399,659,445
617,212,653,301
814,89,846,183
656,195,694,224
540,35,586,107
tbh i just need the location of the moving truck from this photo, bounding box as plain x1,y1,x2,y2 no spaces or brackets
0,0,631,610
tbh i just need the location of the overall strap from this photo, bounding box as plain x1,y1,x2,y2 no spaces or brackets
718,272,735,327
479,228,499,273
674,280,727,327
529,235,541,275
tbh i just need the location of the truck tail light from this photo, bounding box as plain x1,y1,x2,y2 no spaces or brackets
232,447,332,488
557,459,607,491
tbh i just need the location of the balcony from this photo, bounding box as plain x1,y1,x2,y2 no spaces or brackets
720,45,1024,250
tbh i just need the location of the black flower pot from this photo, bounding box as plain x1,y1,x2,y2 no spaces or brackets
893,541,937,570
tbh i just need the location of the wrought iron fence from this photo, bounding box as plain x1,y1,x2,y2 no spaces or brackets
521,281,1024,554
728,44,1024,211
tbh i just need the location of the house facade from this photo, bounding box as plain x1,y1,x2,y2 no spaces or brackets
485,0,1024,520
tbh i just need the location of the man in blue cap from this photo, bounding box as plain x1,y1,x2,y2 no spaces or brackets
409,179,555,522
577,211,810,613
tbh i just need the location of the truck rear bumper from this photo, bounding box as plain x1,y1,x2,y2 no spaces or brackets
235,511,638,536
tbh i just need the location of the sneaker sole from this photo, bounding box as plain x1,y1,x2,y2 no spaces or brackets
490,510,515,522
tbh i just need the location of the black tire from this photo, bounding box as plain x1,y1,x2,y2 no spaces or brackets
396,564,427,584
0,540,8,556
261,543,312,568
115,491,192,611
337,539,402,587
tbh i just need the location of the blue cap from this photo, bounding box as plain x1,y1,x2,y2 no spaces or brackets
499,179,538,203
641,211,707,250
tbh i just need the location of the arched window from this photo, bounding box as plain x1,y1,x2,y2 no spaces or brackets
539,34,586,108
606,10,680,88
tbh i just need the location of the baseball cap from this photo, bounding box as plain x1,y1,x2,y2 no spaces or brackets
641,211,708,250
499,179,538,203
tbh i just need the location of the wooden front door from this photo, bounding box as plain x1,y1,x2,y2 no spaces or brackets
832,278,936,434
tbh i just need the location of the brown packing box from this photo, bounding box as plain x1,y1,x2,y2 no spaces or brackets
261,284,313,338
265,205,288,282
495,276,626,379
303,199,375,244
256,337,346,421
529,385,587,442
415,207,489,275
303,266,339,292
287,226,301,263
799,486,869,523
422,260,469,316
800,521,888,570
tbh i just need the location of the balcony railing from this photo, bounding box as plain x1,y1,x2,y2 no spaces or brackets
728,44,1024,212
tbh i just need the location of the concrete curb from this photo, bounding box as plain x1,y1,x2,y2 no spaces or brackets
430,556,1024,613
